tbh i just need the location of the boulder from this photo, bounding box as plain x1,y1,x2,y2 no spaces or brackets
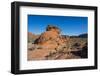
34,25,67,50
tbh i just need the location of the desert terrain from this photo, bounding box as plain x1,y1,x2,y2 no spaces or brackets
28,25,88,60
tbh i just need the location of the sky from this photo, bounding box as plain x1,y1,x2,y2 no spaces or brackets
28,15,88,36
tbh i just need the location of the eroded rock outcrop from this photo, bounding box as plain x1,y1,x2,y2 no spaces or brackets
34,25,68,50
28,25,87,60
28,25,70,60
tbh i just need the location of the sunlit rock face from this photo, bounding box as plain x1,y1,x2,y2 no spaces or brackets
34,25,68,50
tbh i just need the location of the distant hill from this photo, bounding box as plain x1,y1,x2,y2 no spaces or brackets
78,33,87,38
28,32,39,43
70,33,87,38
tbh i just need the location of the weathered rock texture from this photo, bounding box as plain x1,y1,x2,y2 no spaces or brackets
28,25,87,60
34,25,68,50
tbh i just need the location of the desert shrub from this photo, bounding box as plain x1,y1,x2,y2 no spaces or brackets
73,43,80,47
28,47,35,51
37,47,43,49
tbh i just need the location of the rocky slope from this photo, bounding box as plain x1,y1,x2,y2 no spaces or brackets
28,25,87,60
28,32,39,43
